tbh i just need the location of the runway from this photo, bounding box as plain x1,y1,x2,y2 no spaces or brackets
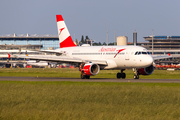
0,77,180,83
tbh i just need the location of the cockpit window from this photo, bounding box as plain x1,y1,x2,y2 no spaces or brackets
142,52,147,54
135,51,150,55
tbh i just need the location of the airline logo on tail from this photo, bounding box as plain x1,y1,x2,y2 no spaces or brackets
59,27,65,35
7,53,11,59
56,15,76,48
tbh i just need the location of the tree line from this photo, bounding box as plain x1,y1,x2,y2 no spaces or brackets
76,35,116,46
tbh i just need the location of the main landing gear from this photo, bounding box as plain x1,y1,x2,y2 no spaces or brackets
81,74,90,79
133,68,139,79
117,69,126,79
116,69,139,79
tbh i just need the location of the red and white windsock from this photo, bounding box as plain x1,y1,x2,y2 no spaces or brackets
56,15,76,48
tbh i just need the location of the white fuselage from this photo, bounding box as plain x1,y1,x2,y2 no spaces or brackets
55,45,153,70
27,61,48,67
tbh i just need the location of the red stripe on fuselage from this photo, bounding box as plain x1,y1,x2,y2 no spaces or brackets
56,15,64,22
60,36,76,48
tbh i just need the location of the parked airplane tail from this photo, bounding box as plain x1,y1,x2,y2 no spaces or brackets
56,15,76,48
25,51,29,61
7,53,11,59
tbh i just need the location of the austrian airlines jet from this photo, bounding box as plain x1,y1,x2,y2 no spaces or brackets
14,15,171,79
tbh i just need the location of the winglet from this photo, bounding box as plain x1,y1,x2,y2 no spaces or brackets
168,53,171,56
56,15,76,48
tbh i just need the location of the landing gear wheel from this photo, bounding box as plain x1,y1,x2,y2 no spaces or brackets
81,74,90,79
81,74,86,79
117,72,122,79
133,75,139,79
133,68,139,79
85,75,90,79
117,70,126,79
122,73,126,79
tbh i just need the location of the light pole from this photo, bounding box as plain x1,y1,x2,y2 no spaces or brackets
114,30,116,45
152,29,154,55
107,29,108,46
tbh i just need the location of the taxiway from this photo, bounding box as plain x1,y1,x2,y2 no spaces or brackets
0,77,180,83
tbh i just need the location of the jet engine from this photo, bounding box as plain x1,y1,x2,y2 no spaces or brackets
138,64,154,75
80,63,100,76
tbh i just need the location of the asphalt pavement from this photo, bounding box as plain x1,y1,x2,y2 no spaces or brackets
0,77,180,83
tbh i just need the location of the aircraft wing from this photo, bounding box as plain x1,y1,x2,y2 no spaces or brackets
13,55,108,66
32,50,63,55
152,54,172,60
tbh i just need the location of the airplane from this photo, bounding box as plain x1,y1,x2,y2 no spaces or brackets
24,51,49,67
0,50,49,68
25,60,48,67
13,15,171,79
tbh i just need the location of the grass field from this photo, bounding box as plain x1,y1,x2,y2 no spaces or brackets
0,68,180,79
0,68,180,119
0,81,180,120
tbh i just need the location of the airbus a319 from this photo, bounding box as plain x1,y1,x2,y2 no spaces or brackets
14,15,171,79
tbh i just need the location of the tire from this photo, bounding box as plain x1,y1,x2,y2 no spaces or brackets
137,75,139,79
86,76,90,79
122,73,126,79
81,74,86,79
134,75,139,79
117,73,122,79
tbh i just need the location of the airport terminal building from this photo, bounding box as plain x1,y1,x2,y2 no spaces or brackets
0,34,59,50
0,34,59,67
138,36,180,65
1,34,180,67
137,36,180,56
139,36,180,50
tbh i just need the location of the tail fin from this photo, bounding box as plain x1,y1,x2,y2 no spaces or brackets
7,53,11,59
56,15,76,48
25,51,29,61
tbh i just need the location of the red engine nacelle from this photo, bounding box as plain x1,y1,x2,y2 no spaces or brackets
138,64,154,75
80,63,100,76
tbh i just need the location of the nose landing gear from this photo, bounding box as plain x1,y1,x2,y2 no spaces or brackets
133,68,139,79
117,69,126,79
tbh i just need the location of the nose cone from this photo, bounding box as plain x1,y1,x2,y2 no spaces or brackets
145,55,153,66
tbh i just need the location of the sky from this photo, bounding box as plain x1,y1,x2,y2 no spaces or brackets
0,0,180,43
